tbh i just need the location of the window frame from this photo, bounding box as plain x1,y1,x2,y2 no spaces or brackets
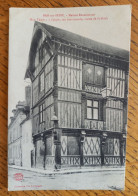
39,103,45,124
83,63,105,87
86,99,99,120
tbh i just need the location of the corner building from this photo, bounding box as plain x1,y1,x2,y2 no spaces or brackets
25,21,129,169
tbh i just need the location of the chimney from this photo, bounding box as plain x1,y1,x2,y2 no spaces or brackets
25,85,31,107
10,116,15,123
12,109,16,117
16,101,25,109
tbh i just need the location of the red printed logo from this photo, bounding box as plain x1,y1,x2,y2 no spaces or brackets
14,173,23,181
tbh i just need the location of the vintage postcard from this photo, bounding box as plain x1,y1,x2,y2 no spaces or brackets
8,5,131,191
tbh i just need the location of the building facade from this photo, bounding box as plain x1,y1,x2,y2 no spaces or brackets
8,86,32,166
21,118,34,168
25,22,129,169
8,101,26,166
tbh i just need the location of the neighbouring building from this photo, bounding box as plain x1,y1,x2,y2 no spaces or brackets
25,21,129,169
8,101,26,166
21,117,34,168
8,86,32,167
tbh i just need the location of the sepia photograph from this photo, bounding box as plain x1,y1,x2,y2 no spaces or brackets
8,6,131,191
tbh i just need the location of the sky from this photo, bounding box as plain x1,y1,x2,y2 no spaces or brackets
8,5,131,122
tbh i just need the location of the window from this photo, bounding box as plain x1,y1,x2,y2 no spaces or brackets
87,100,99,120
95,66,104,84
39,103,45,124
39,72,45,92
83,64,104,86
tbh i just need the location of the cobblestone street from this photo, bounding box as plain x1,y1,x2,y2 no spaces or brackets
8,167,125,191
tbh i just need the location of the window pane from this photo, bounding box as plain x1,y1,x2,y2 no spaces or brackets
87,108,92,119
84,64,94,84
93,101,98,107
87,100,92,107
93,108,98,119
95,66,104,85
40,112,42,123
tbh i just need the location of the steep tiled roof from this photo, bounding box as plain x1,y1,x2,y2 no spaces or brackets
37,21,129,61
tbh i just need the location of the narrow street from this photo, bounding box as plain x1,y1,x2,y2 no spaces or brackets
8,167,125,191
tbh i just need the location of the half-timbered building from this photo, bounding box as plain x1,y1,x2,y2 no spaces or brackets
25,21,129,169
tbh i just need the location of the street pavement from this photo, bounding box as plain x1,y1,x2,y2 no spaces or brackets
8,167,125,191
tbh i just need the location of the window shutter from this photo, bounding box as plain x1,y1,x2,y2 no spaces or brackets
99,100,103,121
